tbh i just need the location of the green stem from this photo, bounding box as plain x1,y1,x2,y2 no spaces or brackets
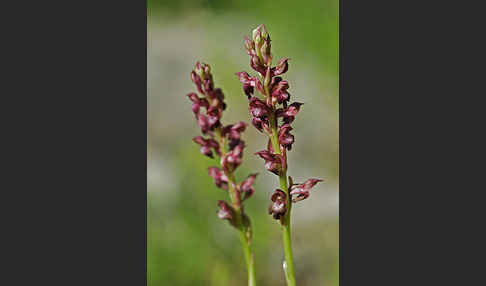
268,112,297,286
215,128,257,286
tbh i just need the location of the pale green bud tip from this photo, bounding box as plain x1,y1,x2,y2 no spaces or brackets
260,24,268,39
194,62,204,78
252,25,263,45
252,26,260,40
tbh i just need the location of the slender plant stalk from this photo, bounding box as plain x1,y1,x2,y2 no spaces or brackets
216,129,257,286
268,93,297,286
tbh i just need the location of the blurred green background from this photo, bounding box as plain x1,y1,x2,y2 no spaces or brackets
147,0,338,285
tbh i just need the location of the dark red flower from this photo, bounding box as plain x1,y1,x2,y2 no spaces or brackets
209,88,225,104
208,167,228,190
222,121,247,141
271,58,290,77
289,178,324,202
206,107,221,130
187,92,209,116
251,117,264,133
249,97,271,119
278,124,295,150
217,200,236,226
196,114,210,134
276,102,303,124
238,173,258,201
270,77,291,105
221,140,245,172
235,72,254,98
268,189,287,221
193,136,219,158
255,150,283,175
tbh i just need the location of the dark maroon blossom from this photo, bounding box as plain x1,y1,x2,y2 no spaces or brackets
249,97,271,119
235,72,255,98
268,189,287,221
248,97,271,134
276,102,303,124
222,121,247,141
206,107,221,129
196,114,210,134
217,200,236,226
271,58,290,77
193,136,220,158
277,124,295,150
207,88,226,111
187,92,209,116
255,150,283,175
208,167,228,190
237,173,258,201
270,77,291,105
221,140,245,172
250,117,266,133
289,178,324,202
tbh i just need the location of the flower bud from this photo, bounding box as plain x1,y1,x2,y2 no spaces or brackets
264,67,271,89
217,200,237,227
194,61,204,78
250,55,266,75
272,58,290,76
260,24,269,40
244,36,254,55
191,71,204,94
261,40,272,66
252,25,262,47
